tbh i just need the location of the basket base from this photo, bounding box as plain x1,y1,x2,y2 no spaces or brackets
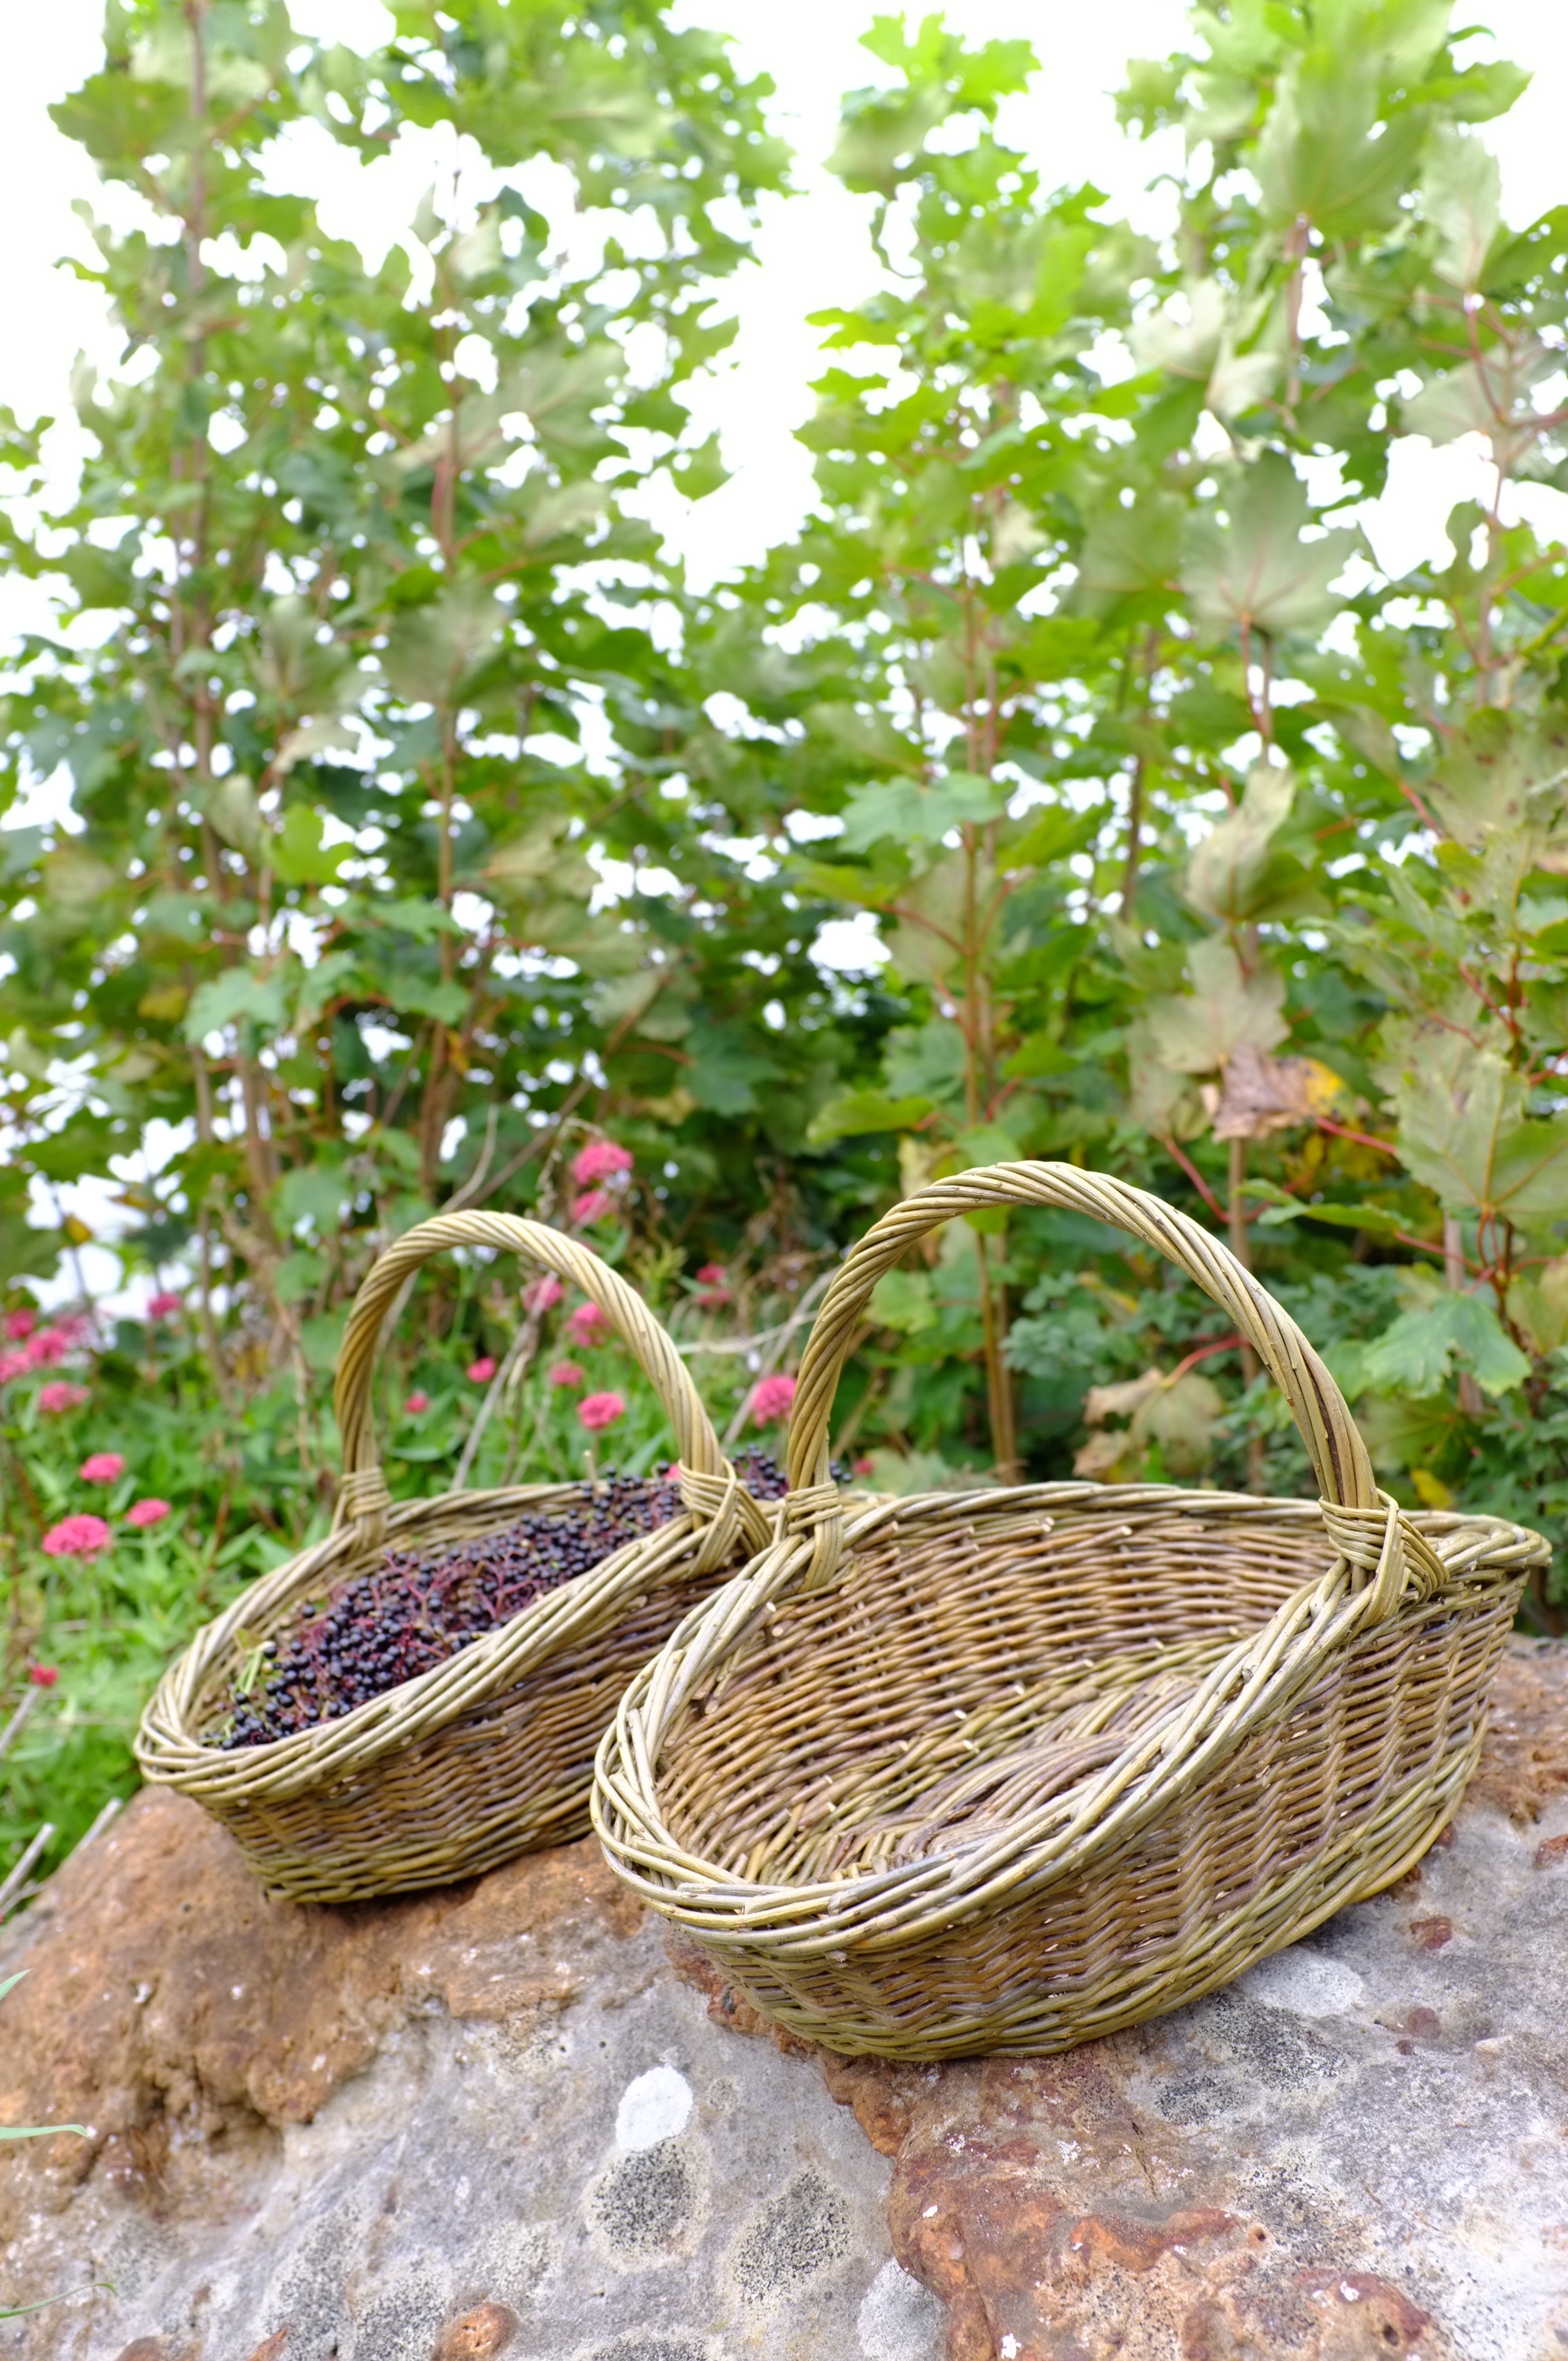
693,1740,1476,2061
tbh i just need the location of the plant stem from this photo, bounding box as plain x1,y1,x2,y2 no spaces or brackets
1227,1135,1266,1490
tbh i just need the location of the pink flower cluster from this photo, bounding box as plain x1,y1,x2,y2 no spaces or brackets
41,1492,171,1555
749,1373,797,1426
0,1314,91,1387
466,1357,498,1384
42,1514,113,1560
147,1292,183,1320
81,1452,125,1484
695,1262,730,1301
569,1140,633,1229
549,1360,585,1390
577,1390,625,1434
565,1302,610,1350
524,1273,564,1315
571,1139,634,1187
36,1381,89,1415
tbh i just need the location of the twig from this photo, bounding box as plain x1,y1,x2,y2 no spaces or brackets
455,1310,541,1491
0,1689,40,1765
0,1826,55,1923
73,1797,122,1856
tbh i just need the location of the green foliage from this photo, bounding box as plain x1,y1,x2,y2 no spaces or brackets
7,0,1568,1888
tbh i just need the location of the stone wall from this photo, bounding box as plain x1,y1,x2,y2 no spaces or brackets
1,1641,1565,2361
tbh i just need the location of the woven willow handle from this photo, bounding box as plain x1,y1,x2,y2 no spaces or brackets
788,1162,1381,1520
331,1211,735,1551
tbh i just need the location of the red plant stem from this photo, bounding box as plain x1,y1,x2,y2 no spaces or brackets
1168,1334,1245,1385
1159,1135,1226,1221
1315,1117,1400,1157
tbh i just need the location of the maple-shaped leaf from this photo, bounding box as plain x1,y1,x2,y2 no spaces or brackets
1181,453,1357,641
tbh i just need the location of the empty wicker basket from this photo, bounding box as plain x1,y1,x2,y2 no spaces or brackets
137,1211,771,1902
593,1163,1548,2059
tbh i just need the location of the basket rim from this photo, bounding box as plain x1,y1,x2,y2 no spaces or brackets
591,1479,1547,1958
136,1477,720,1803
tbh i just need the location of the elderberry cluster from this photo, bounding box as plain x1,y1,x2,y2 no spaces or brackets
213,1450,796,1750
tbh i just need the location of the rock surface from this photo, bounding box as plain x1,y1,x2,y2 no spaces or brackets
1,1641,1565,2361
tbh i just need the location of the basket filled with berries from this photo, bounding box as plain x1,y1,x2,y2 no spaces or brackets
136,1210,776,1902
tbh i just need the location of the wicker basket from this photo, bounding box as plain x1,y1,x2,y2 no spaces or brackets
593,1162,1548,2060
137,1211,772,1902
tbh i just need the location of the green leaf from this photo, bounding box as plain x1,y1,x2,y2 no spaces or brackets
381,583,507,706
275,1164,351,1238
388,976,469,1027
1363,1293,1532,1399
373,897,462,940
1254,46,1435,238
184,966,288,1043
1145,937,1288,1077
1186,763,1295,924
1071,493,1184,614
269,803,345,887
1421,124,1501,292
805,1091,933,1145
869,1269,937,1333
839,770,1009,853
1395,1040,1568,1232
1181,454,1356,642
684,1021,781,1116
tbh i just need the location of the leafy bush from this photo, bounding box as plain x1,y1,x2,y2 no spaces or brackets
5,0,1568,1874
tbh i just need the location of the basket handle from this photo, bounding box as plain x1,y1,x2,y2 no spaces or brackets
331,1211,770,1562
783,1163,1440,1619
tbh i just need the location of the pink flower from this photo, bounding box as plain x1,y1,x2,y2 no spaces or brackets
25,1329,70,1368
126,1498,171,1528
147,1292,183,1320
5,1309,36,1341
571,1139,634,1187
578,1390,625,1433
42,1514,113,1559
695,1261,731,1301
466,1356,497,1384
565,1302,610,1349
28,1664,58,1688
36,1381,89,1415
80,1452,126,1484
853,1455,875,1478
571,1188,613,1227
0,1351,30,1383
548,1360,585,1389
404,1390,430,1415
750,1373,798,1426
524,1274,564,1315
